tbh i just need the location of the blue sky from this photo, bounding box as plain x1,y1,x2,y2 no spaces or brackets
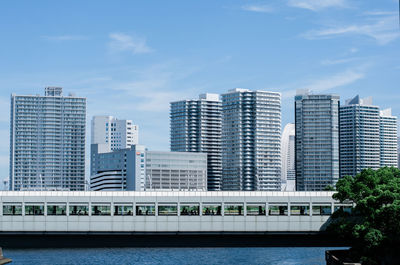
0,0,399,181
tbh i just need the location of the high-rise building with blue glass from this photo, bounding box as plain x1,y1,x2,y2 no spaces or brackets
339,95,381,177
339,95,398,177
170,93,222,190
221,89,281,191
295,91,340,191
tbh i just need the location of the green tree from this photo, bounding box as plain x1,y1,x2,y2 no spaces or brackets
323,184,335,191
328,167,400,265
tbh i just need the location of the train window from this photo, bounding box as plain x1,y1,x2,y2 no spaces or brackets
180,204,199,216
158,204,178,216
290,205,309,215
47,204,67,215
312,205,332,216
69,204,89,216
334,205,352,214
25,204,44,216
91,205,111,216
269,205,288,216
246,204,266,216
224,204,244,216
136,205,155,216
114,205,133,216
3,204,22,216
202,205,221,216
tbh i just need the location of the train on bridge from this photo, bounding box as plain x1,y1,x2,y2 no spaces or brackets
0,191,352,234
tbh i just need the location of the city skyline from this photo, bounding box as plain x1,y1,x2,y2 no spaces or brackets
0,0,399,181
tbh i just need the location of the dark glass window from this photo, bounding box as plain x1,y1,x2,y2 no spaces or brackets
3,204,22,215
136,205,155,216
47,205,67,215
202,205,221,216
180,205,199,216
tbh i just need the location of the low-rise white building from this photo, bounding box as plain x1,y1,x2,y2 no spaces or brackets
90,145,207,191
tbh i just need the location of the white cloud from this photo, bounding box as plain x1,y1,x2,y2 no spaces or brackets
112,78,194,112
306,69,364,92
42,35,89,41
321,57,358,65
109,33,153,54
303,15,400,45
363,11,397,16
349,48,358,53
241,5,273,13
287,0,348,11
282,69,365,99
108,62,200,112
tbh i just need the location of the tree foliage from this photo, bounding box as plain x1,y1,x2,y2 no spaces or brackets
328,167,400,265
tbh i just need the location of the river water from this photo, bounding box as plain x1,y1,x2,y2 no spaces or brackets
4,247,347,264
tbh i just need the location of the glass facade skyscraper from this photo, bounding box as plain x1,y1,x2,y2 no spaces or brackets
295,91,340,191
170,93,222,191
339,95,381,177
222,89,281,191
10,87,86,191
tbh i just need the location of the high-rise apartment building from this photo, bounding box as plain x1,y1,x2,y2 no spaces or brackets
170,93,222,191
397,137,400,169
281,123,295,191
295,91,340,191
379,108,398,167
10,87,86,191
339,96,380,177
221,88,281,191
91,115,138,153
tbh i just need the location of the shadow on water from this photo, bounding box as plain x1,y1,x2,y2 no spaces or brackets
0,232,348,248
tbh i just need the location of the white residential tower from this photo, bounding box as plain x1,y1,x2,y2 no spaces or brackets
91,116,139,153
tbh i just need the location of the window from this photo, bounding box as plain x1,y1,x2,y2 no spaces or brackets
246,204,266,216
25,204,44,216
290,205,310,216
92,205,111,216
312,205,332,216
269,205,288,216
3,204,22,215
47,204,67,215
114,205,133,216
334,205,352,214
158,205,178,216
224,204,243,216
136,205,155,216
69,204,89,216
180,204,199,216
202,205,221,216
